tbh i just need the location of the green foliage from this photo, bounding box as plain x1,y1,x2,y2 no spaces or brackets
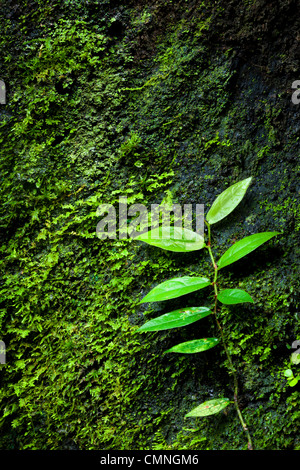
0,1,184,450
136,177,279,449
138,307,211,332
217,289,254,305
166,338,220,354
206,177,252,225
139,276,211,303
284,369,299,387
135,227,205,252
0,0,299,451
185,398,230,418
217,232,279,269
284,338,300,387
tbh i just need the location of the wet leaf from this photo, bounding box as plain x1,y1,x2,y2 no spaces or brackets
138,307,211,331
289,378,299,387
206,177,252,225
217,289,254,305
217,232,279,269
185,398,230,417
135,226,205,252
166,338,219,354
140,276,211,303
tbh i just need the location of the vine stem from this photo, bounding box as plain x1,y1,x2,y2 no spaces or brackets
205,221,253,450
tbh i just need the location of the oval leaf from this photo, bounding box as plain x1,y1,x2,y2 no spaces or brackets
217,289,254,305
166,338,219,354
217,232,279,269
185,398,230,417
289,378,299,387
140,276,211,303
138,307,211,332
206,177,252,225
135,226,205,252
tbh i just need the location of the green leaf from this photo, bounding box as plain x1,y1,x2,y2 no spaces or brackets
138,307,211,331
185,398,230,417
217,289,254,305
166,338,219,354
289,377,299,387
135,226,205,252
206,177,252,225
140,276,211,303
284,369,293,378
217,232,279,269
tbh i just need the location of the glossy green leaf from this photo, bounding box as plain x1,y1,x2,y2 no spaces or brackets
217,289,254,305
135,226,205,252
140,276,211,303
166,338,219,354
217,232,279,269
289,378,299,387
206,177,252,225
138,307,211,332
185,398,230,417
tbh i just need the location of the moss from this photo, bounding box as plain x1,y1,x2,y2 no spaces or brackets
0,0,299,451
